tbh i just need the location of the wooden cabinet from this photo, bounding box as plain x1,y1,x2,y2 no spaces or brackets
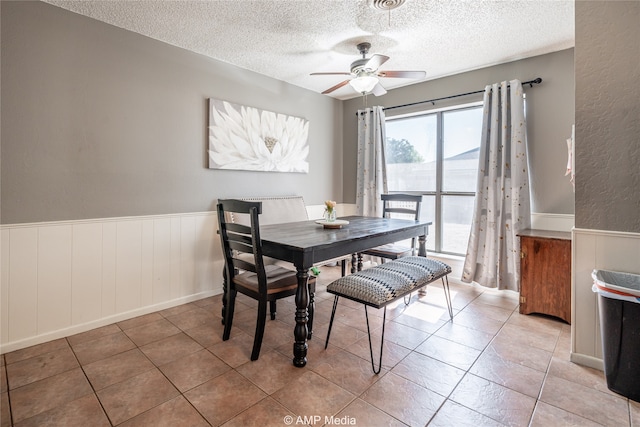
518,229,572,324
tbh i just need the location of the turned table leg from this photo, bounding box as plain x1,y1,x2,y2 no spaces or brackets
293,267,309,367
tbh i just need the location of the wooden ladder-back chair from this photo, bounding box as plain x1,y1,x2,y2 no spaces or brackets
217,199,316,361
361,193,423,266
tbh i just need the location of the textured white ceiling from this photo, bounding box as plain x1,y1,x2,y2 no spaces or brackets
44,0,575,100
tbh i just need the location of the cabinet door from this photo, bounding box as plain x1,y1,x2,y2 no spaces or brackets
520,236,571,323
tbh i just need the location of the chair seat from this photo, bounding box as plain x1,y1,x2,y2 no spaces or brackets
235,265,303,294
363,243,413,259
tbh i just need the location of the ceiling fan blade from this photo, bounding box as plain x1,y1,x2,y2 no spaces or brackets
310,72,352,76
364,54,389,71
322,79,351,94
371,83,387,97
377,70,426,79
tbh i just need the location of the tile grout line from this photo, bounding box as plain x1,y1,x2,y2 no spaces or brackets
3,268,633,427
66,334,117,426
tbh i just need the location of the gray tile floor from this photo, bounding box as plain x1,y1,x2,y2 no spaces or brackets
2,265,639,426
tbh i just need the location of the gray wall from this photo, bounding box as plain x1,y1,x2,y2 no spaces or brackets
575,1,640,233
1,1,343,224
2,2,583,226
342,49,576,216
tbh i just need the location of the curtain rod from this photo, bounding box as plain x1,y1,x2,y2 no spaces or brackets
358,78,542,114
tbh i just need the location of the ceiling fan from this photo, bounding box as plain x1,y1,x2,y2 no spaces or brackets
311,42,426,96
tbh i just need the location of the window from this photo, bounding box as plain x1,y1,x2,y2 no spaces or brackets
385,103,483,255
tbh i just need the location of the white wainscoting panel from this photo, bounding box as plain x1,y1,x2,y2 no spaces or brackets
180,216,196,298
8,227,39,343
0,212,224,353
116,220,143,313
170,217,182,299
71,222,104,325
37,225,73,334
102,221,117,318
1,230,10,343
572,228,640,370
141,219,154,308
152,218,172,304
195,215,220,294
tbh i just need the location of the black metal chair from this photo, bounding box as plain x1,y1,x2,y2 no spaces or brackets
360,193,423,267
217,199,316,361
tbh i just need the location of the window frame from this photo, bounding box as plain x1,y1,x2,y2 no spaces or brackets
385,101,483,256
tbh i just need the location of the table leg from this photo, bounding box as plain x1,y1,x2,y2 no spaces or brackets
418,234,428,295
418,234,427,257
293,267,310,367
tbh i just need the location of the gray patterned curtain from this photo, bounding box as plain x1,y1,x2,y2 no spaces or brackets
356,106,387,217
462,80,531,291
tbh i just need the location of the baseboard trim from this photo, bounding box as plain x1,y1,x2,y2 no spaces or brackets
0,288,221,354
570,352,604,371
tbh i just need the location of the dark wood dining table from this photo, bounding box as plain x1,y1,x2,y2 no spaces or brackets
257,215,432,367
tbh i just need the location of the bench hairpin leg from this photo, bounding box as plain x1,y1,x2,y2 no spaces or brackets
324,296,340,349
442,276,453,320
365,305,386,374
403,293,411,305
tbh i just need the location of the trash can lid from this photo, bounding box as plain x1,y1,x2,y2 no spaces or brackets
592,269,640,298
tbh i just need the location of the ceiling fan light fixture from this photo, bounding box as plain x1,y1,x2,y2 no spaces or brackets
349,75,379,94
311,42,423,97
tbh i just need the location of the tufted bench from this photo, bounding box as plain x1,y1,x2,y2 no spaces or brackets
324,256,453,373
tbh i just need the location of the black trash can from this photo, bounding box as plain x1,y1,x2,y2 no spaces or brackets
592,269,640,403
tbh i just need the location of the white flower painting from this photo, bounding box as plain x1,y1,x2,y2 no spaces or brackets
208,99,310,173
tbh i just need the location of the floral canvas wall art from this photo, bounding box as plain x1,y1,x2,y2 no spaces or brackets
208,99,310,173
